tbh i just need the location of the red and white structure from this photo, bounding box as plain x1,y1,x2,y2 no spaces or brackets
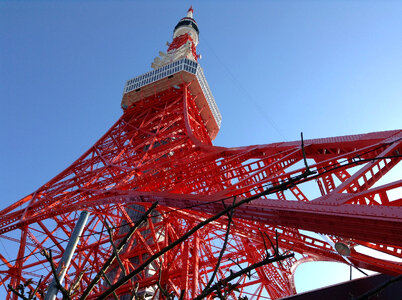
1,7,401,299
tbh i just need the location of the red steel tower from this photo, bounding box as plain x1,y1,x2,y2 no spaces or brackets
1,7,401,299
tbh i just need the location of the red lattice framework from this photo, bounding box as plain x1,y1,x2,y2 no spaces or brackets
167,33,198,61
0,80,401,299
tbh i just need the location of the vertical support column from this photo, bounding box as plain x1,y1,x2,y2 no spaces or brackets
182,82,201,147
181,240,190,297
45,211,90,300
8,227,28,300
191,233,200,299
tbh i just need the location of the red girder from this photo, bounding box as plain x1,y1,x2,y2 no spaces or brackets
1,82,401,299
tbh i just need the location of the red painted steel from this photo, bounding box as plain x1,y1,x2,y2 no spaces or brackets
0,81,400,298
167,33,198,60
1,9,402,300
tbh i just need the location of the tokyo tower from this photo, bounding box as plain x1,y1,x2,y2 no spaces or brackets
1,6,402,299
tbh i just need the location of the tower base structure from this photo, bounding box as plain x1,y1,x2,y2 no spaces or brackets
0,81,401,299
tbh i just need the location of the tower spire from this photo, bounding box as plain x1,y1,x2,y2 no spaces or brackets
187,6,194,18
151,7,200,70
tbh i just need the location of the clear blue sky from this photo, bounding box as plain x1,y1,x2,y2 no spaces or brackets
1,0,401,295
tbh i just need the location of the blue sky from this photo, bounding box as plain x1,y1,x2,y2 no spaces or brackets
1,0,401,295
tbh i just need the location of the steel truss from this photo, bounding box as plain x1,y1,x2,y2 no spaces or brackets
1,81,401,299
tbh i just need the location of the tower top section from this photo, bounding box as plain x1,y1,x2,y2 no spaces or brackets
121,7,222,140
173,6,199,46
152,6,199,69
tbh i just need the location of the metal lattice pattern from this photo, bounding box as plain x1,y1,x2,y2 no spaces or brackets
0,81,401,299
